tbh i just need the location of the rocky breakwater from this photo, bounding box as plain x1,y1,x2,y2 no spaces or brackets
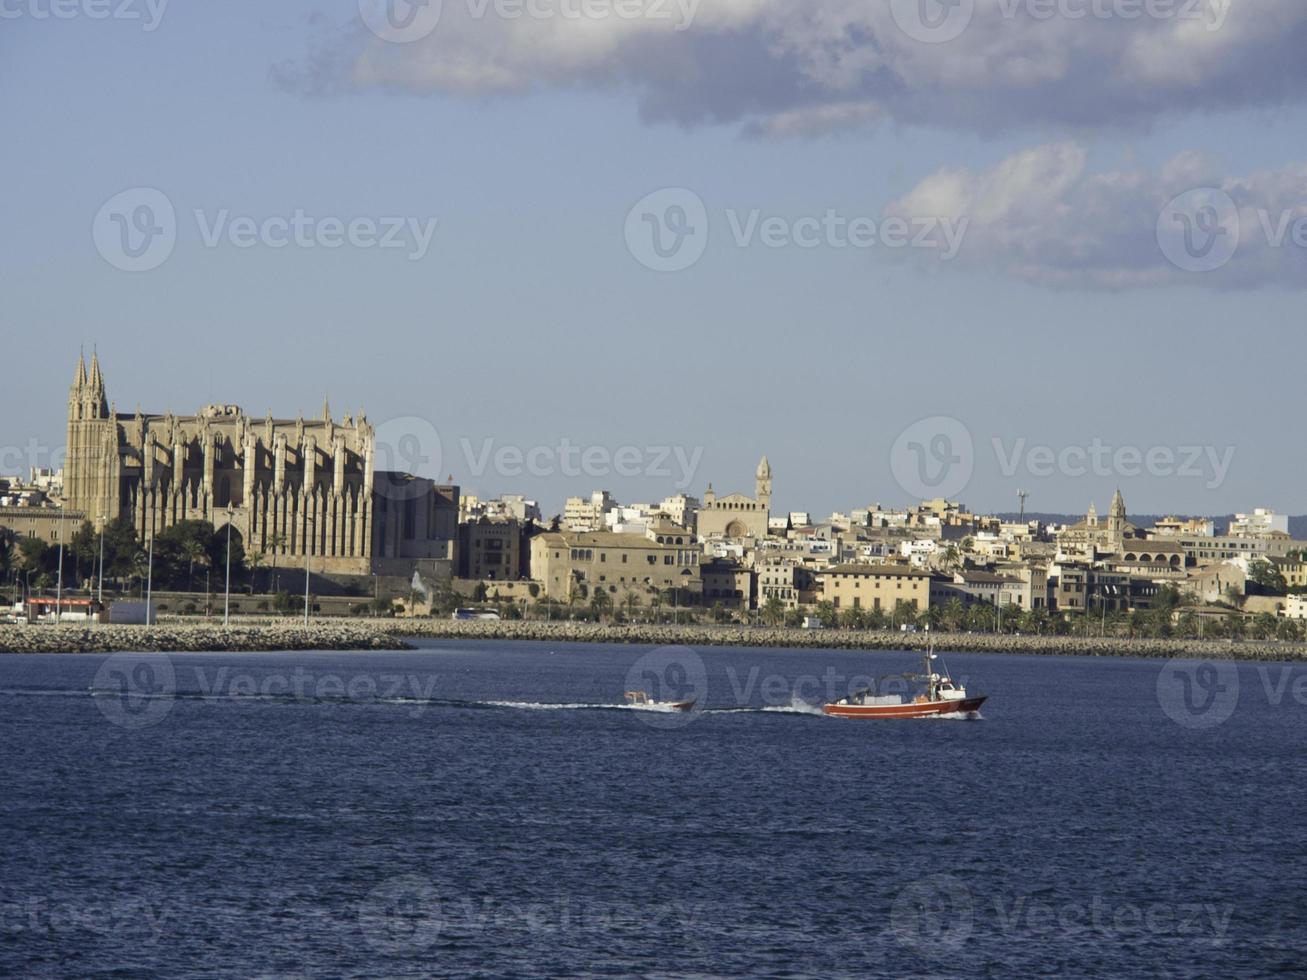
0,622,410,654
391,619,1307,662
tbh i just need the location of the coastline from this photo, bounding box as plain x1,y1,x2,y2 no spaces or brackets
2,618,1306,661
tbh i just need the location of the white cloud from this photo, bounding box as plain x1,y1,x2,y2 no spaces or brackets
279,0,1307,134
884,142,1307,289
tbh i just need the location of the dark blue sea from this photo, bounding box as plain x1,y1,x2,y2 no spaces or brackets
1,640,1305,978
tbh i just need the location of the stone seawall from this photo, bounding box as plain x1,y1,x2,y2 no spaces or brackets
0,623,408,654
389,620,1307,662
3,617,1306,661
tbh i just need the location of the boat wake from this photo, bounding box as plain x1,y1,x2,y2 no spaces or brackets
926,710,985,721
481,699,687,713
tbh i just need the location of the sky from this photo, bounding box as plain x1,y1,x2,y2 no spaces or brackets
1,0,1305,520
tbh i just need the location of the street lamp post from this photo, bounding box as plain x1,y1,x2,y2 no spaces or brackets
303,516,314,627
54,528,64,624
223,505,233,628
96,514,105,608
144,535,154,626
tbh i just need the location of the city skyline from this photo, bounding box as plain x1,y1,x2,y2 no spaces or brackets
0,348,1297,522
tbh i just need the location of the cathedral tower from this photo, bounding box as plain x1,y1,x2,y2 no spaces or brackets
65,351,119,528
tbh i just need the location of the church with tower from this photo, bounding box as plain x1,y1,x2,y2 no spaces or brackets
697,456,772,540
1057,489,1141,559
62,351,457,577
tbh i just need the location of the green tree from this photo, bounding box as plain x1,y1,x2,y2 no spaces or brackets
245,551,265,594
266,532,288,592
1248,560,1287,596
590,588,614,620
761,597,786,626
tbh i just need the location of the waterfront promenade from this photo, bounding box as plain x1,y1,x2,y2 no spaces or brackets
2,618,1306,660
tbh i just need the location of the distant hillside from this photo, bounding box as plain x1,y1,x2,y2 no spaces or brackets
997,513,1307,538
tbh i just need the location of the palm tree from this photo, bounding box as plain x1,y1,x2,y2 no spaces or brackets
267,532,287,593
246,551,266,595
132,550,149,597
590,588,614,621
182,538,207,593
623,590,643,622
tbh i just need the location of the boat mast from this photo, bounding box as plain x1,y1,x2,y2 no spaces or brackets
923,626,936,701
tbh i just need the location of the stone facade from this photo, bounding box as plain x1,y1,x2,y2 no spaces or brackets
698,456,772,540
529,530,701,602
62,352,456,576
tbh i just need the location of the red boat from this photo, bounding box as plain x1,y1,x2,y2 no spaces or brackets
823,643,986,719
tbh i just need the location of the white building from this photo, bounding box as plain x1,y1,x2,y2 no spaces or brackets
1229,509,1289,538
563,490,618,531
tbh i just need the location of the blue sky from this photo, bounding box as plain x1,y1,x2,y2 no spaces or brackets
2,0,1304,519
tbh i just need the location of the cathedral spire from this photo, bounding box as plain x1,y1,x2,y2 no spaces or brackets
73,350,87,388
323,396,332,422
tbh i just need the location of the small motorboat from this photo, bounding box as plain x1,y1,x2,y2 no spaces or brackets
624,690,697,712
823,639,986,719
